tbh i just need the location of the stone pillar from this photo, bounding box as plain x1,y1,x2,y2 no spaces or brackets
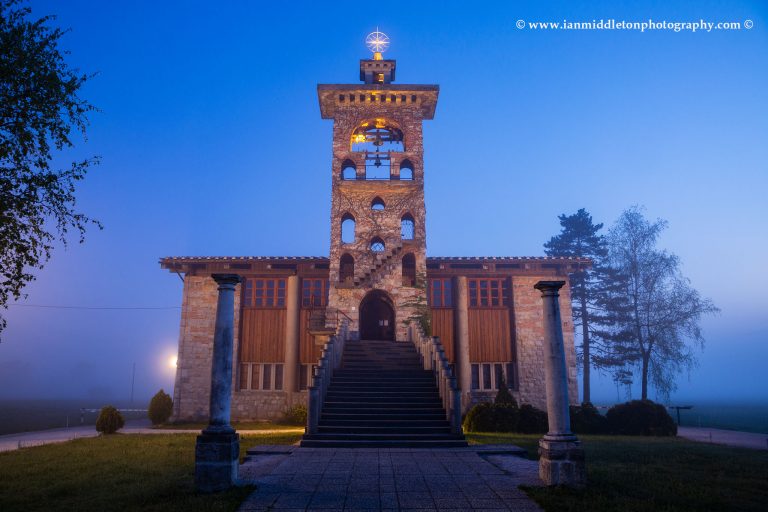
534,280,586,488
284,275,301,402
195,274,241,493
455,276,472,412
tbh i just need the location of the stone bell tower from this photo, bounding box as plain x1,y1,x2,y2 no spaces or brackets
317,31,439,341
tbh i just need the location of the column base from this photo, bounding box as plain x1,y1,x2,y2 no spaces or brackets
538,437,586,488
195,431,240,493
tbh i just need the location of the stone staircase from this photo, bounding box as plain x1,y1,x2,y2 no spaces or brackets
300,339,467,448
353,244,403,287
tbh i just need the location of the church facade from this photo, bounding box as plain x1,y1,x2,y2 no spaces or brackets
161,45,587,422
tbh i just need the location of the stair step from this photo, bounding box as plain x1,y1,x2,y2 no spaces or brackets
300,439,468,448
318,426,452,434
319,419,449,427
303,433,465,441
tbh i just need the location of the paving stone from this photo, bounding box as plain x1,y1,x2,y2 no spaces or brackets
398,491,435,508
309,491,347,509
345,492,380,509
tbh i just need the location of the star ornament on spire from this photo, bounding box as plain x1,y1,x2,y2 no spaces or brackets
365,29,390,54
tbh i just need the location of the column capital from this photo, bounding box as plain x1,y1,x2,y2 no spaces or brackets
212,274,242,287
534,280,565,296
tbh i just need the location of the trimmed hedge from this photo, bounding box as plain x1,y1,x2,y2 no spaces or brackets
462,401,548,434
148,389,173,425
282,404,308,426
570,402,608,434
606,399,677,436
95,406,124,435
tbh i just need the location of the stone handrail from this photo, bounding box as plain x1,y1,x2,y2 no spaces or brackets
408,324,463,435
306,320,349,435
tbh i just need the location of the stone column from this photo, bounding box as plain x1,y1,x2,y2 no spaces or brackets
195,274,241,493
455,276,472,412
284,275,301,403
534,280,586,488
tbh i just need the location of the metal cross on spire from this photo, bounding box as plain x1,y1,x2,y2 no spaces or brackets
365,28,390,54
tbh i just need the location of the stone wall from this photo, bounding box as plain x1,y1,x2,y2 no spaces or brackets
171,275,241,422
326,106,429,340
510,275,579,410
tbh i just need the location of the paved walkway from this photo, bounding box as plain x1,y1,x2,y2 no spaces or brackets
238,445,541,512
678,426,768,450
0,420,302,452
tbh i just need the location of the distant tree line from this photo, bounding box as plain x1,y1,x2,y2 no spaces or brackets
544,206,718,403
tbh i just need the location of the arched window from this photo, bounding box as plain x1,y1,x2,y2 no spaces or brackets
341,160,357,180
351,119,404,180
402,253,416,287
399,159,414,180
340,254,355,283
401,214,415,240
370,237,386,252
371,197,385,211
341,213,355,243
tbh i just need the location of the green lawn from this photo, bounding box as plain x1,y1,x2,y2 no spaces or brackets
467,432,768,512
153,421,303,431
0,432,302,512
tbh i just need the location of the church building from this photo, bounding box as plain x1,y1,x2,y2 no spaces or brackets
161,33,587,423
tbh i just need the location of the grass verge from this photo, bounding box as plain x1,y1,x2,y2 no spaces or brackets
468,432,768,512
0,431,302,512
153,421,303,431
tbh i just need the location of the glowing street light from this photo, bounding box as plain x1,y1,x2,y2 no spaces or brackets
169,355,178,368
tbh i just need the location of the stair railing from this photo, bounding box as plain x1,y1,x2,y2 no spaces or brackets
306,320,349,435
408,324,463,435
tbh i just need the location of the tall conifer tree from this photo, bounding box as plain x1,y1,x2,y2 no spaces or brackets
544,209,607,403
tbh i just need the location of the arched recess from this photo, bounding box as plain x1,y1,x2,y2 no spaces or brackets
339,254,355,284
341,159,357,180
402,253,416,287
371,196,385,211
401,214,415,240
359,289,395,340
341,213,355,243
370,237,386,252
351,118,404,180
399,159,414,180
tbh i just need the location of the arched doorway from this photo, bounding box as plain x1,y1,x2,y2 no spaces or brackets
359,290,395,340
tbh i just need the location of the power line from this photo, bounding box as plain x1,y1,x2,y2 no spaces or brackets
7,304,180,310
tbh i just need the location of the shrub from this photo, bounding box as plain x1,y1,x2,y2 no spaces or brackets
463,402,519,433
606,399,677,436
569,402,608,434
148,389,173,425
517,404,548,434
494,374,517,407
95,406,125,435
463,402,493,432
282,404,307,426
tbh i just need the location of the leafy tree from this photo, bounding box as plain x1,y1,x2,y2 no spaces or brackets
544,208,608,403
0,0,100,339
603,207,718,400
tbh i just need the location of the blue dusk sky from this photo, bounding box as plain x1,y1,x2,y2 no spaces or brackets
1,0,766,405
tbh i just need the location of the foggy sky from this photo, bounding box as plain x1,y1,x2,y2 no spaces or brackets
2,0,767,405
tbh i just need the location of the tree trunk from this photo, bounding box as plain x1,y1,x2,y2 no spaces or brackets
580,295,590,404
641,352,650,400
